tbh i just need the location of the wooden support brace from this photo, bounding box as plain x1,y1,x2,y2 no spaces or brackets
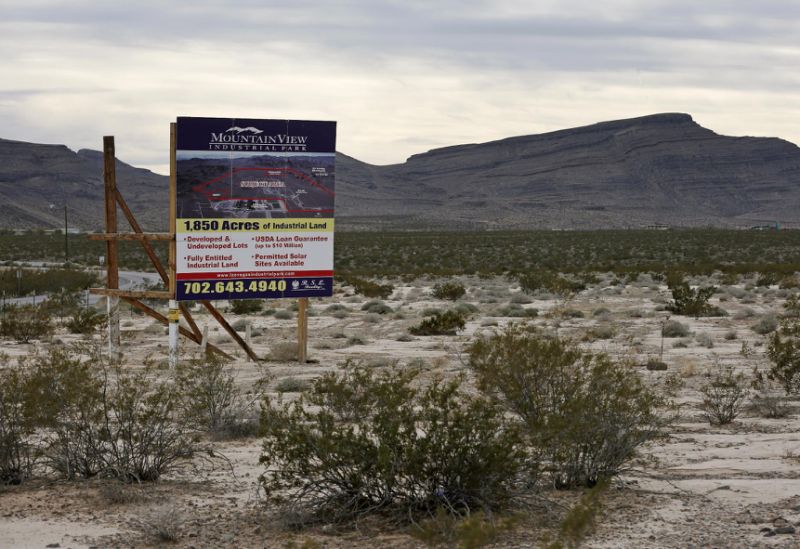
121,297,230,359
200,300,260,362
114,189,170,286
90,288,172,299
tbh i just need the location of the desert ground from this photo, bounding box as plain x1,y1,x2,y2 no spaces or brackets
2,273,800,548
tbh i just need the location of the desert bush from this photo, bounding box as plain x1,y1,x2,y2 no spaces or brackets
666,276,716,318
699,368,749,425
409,310,466,336
498,303,538,318
749,368,791,419
724,330,738,340
361,300,393,314
469,325,670,488
411,509,516,548
231,299,262,314
752,315,778,335
175,354,267,436
259,364,526,524
586,325,615,340
102,364,199,482
560,308,584,319
662,320,690,338
274,309,293,320
0,304,53,342
66,307,105,334
269,341,299,361
0,358,36,484
432,280,466,301
8,345,202,482
645,359,668,371
343,276,394,299
766,312,800,394
695,332,714,349
453,301,479,315
275,377,310,393
517,271,584,297
20,345,106,479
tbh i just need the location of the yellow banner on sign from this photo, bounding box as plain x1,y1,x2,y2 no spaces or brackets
177,218,334,233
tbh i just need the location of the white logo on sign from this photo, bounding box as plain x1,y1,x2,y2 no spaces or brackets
225,126,264,135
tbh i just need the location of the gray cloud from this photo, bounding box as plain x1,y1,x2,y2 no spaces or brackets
0,0,798,170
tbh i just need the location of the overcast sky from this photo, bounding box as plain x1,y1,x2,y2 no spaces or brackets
1,0,798,173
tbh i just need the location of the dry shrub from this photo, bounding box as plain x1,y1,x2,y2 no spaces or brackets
469,325,672,488
699,368,749,425
259,364,527,525
0,304,53,342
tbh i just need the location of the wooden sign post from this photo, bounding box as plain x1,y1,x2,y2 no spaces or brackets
103,136,121,362
297,297,308,363
90,133,258,363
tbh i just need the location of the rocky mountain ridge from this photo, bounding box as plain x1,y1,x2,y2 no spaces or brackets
1,113,799,231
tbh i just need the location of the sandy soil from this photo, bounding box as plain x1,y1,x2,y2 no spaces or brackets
2,275,800,547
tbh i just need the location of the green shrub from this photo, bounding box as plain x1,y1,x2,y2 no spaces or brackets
517,272,585,297
231,299,262,314
767,313,800,394
409,310,466,336
0,304,53,342
699,368,748,425
469,325,670,488
259,365,526,524
343,276,394,299
432,281,466,301
666,276,716,318
66,307,105,334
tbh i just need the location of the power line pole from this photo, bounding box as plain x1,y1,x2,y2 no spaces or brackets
64,204,69,263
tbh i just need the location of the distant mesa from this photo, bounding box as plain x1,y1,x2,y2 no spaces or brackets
1,112,799,231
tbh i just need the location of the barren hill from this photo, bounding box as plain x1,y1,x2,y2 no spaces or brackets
1,113,799,231
0,138,167,231
335,113,800,229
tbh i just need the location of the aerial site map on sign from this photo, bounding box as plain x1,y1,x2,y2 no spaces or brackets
175,117,336,301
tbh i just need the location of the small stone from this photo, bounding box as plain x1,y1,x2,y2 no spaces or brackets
772,517,791,530
46,545,61,548
775,525,796,535
762,528,776,537
221,533,235,542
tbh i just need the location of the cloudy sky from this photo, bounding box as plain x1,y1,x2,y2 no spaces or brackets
1,0,798,173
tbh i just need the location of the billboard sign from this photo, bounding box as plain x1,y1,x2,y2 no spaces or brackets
175,117,336,301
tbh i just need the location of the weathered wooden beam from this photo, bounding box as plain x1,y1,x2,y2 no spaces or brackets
121,297,231,359
103,136,121,361
90,288,171,299
114,189,170,284
200,300,260,362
